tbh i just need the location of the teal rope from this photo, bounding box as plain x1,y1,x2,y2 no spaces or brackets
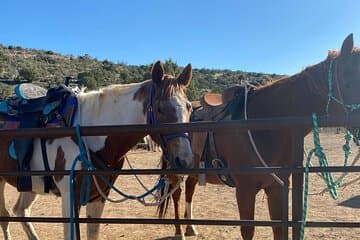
300,113,354,240
325,60,360,114
69,125,166,240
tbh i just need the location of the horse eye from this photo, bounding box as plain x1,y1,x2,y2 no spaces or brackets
186,102,192,111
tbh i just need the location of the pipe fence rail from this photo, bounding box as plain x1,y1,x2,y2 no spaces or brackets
0,115,360,240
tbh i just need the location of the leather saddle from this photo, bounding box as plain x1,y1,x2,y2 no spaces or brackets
190,85,253,187
0,83,76,192
191,85,247,121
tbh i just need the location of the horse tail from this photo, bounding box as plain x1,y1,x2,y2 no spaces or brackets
157,154,171,218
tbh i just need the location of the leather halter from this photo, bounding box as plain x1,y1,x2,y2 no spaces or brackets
147,83,189,160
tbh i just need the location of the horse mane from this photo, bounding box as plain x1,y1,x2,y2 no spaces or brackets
79,81,145,98
77,81,146,115
253,47,360,93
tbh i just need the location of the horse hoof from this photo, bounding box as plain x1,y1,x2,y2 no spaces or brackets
174,233,186,240
185,226,198,236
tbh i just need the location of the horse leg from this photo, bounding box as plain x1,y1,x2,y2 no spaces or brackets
236,186,257,240
184,176,198,236
172,185,185,240
60,188,81,240
264,182,287,240
12,192,39,240
86,199,106,240
0,179,11,240
61,192,72,240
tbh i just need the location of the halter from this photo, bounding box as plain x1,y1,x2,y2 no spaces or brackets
147,83,189,162
325,59,360,114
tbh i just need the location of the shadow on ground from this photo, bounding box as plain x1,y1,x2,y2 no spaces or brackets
338,195,360,208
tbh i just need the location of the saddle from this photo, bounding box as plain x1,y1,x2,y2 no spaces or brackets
0,83,78,192
191,85,247,122
191,85,252,187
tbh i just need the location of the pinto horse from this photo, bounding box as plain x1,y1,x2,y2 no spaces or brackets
0,61,194,240
159,34,360,240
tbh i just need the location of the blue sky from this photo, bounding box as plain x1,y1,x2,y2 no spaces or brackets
0,0,359,74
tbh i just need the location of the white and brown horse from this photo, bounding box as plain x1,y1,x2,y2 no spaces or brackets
0,61,194,240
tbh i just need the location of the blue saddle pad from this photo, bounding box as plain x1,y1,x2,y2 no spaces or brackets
0,101,8,114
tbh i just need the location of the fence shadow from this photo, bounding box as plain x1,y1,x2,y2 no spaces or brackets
338,195,360,209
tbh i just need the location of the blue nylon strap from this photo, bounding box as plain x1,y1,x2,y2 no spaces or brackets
162,132,189,141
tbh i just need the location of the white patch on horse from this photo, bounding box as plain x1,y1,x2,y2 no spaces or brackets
74,82,147,152
86,201,106,240
169,94,193,166
185,202,193,219
29,137,83,193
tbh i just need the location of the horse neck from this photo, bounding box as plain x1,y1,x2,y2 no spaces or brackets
74,84,149,168
248,61,329,118
76,84,147,126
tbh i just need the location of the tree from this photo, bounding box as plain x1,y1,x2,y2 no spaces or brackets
18,67,38,82
77,72,98,89
164,58,179,76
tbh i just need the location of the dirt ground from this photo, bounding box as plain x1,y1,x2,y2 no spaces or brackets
3,131,360,240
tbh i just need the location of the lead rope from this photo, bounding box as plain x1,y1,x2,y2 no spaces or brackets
300,114,353,240
90,155,182,206
243,81,284,186
69,125,168,240
300,59,360,240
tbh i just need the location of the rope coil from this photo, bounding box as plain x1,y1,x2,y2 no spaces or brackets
300,113,354,240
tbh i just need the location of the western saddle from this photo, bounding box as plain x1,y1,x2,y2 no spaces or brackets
0,83,77,192
191,85,251,187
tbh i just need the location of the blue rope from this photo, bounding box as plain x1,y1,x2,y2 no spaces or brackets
69,125,90,240
98,175,166,199
69,125,166,240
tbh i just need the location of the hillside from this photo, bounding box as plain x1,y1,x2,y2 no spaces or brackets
0,44,284,100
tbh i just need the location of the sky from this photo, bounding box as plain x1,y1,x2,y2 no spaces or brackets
0,0,359,75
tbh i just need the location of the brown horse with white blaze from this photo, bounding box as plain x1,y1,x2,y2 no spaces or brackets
159,34,360,240
0,61,194,240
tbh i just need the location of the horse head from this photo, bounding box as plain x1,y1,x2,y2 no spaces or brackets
325,33,360,115
148,61,194,169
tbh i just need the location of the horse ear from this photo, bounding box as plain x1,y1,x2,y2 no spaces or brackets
151,61,164,85
177,64,192,87
340,33,354,56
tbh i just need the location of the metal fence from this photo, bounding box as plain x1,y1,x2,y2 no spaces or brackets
1,115,360,240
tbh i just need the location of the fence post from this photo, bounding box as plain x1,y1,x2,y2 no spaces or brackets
291,129,304,240
282,178,289,239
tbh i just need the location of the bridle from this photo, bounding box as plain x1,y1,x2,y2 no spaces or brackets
325,58,360,114
306,57,360,115
147,83,190,166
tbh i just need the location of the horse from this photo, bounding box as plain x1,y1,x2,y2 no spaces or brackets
0,60,194,240
159,34,360,240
